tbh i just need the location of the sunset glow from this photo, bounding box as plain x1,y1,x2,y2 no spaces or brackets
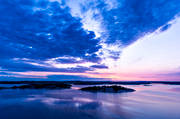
0,0,180,81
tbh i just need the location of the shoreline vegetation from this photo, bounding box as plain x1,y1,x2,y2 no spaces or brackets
0,81,179,93
0,82,135,93
80,85,135,93
0,83,71,90
0,81,180,85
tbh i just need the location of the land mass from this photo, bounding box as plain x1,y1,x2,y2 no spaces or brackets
0,81,179,85
80,85,135,93
0,83,71,90
0,81,179,90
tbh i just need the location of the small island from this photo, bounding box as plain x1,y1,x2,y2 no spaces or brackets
0,83,71,90
80,85,135,93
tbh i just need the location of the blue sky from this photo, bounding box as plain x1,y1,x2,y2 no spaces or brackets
0,0,180,81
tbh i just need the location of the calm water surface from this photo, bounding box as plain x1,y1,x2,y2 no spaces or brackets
0,84,180,119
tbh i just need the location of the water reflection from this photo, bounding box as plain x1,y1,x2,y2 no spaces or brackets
0,84,180,119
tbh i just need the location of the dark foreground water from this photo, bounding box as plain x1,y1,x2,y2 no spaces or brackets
0,84,180,119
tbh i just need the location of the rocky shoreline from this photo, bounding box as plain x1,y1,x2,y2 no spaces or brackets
0,83,71,90
80,85,135,93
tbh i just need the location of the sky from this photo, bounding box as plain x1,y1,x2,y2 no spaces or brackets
0,0,180,81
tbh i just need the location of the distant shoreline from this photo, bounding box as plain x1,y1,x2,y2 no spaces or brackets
0,81,180,85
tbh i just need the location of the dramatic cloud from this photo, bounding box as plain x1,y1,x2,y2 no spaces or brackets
66,0,180,61
0,0,102,72
0,59,95,73
0,0,180,80
81,0,180,45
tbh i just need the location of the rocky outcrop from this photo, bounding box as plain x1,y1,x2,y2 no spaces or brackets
80,85,135,93
0,83,71,89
